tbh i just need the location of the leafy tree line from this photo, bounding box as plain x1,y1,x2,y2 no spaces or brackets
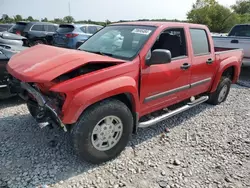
0,14,186,26
187,0,250,32
1,0,249,32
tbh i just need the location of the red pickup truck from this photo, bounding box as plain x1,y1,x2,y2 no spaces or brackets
7,22,243,164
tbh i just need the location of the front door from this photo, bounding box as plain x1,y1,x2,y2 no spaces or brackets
140,28,192,116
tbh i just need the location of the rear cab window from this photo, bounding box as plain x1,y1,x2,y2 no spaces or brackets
228,25,250,37
57,25,75,33
189,29,210,56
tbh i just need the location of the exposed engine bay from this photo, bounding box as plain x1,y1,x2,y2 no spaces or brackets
53,62,117,83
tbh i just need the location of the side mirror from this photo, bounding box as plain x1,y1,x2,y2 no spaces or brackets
146,49,172,66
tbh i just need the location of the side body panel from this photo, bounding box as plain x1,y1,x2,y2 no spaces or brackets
50,59,141,124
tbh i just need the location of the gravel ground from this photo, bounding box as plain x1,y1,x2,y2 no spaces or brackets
0,69,249,188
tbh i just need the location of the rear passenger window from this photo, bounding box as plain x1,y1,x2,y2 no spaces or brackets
47,25,56,32
190,29,210,55
88,26,98,34
80,26,87,33
31,25,44,31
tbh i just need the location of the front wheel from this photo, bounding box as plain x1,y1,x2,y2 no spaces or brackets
207,77,231,105
27,103,46,121
71,99,133,164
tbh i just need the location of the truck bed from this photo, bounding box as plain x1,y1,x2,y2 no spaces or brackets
214,47,244,67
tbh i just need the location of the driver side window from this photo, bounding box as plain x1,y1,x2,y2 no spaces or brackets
151,28,187,59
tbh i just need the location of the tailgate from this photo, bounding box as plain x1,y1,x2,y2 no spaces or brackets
213,36,250,58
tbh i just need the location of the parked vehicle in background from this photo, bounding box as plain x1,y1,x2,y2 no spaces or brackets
0,31,28,46
7,22,243,164
0,23,14,32
0,44,27,99
213,24,250,67
8,21,58,46
211,32,228,37
52,24,103,49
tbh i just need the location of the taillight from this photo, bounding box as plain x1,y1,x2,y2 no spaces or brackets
16,31,21,35
65,33,78,38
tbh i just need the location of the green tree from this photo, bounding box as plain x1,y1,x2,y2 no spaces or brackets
231,0,250,14
14,14,23,22
63,16,74,23
54,18,63,23
41,17,48,22
27,16,34,21
187,0,238,32
0,14,14,23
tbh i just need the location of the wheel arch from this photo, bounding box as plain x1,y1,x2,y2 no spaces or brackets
62,76,140,126
210,59,240,93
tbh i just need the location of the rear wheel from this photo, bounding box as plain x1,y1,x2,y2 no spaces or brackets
71,99,133,164
207,77,231,105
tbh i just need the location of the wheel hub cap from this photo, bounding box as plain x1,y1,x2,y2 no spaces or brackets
218,85,228,102
91,115,123,151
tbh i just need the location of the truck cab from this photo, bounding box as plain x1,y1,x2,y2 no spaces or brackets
7,22,243,164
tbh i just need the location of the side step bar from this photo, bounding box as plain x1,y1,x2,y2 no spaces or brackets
138,96,209,128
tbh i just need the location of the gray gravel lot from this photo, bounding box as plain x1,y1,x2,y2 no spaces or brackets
0,68,249,188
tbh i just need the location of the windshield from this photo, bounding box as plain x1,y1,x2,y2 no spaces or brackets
78,25,156,60
229,25,250,37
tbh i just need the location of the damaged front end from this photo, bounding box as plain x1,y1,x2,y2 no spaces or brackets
8,77,67,132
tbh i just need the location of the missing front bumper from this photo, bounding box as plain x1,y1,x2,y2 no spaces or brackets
10,79,67,132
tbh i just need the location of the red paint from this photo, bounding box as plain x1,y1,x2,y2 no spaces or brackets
7,22,243,124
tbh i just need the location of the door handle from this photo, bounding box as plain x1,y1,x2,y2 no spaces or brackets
231,39,239,44
206,58,214,64
180,63,191,70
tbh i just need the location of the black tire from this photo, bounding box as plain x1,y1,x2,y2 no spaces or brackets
71,99,133,164
27,103,38,117
30,39,46,46
207,77,231,105
27,103,45,120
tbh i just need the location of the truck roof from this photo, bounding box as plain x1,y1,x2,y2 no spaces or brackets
111,21,207,28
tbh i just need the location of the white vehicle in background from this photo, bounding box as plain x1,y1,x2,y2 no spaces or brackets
211,32,228,37
212,24,250,67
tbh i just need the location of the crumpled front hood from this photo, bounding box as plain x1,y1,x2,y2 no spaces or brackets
7,44,125,82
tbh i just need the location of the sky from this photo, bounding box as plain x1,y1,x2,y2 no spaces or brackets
0,0,237,22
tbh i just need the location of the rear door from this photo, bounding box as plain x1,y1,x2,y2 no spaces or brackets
29,24,46,38
45,25,57,44
188,28,217,97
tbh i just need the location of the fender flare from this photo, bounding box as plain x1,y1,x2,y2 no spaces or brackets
62,76,139,124
210,57,240,93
